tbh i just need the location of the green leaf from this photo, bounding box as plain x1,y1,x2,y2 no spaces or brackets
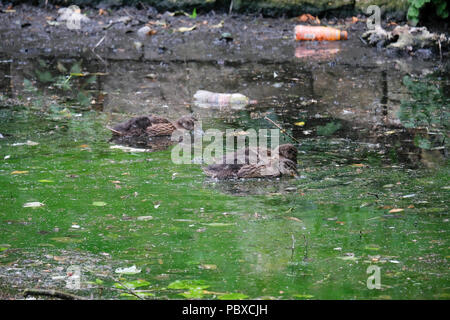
407,5,420,20
179,288,204,299
92,201,107,206
114,279,150,290
70,62,82,75
218,293,249,300
167,279,209,290
293,294,314,299
189,8,197,19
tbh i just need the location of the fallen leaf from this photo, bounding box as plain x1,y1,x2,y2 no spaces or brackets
11,170,29,175
199,264,217,270
294,121,305,126
388,208,404,213
92,201,107,207
178,25,196,32
210,20,224,28
137,216,153,221
23,202,45,208
286,216,302,222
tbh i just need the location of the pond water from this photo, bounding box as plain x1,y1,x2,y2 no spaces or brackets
0,52,448,299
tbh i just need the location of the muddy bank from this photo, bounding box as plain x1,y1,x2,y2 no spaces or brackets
0,4,448,169
7,0,409,17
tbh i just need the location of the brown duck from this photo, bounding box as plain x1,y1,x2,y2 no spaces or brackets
108,115,196,149
203,144,298,179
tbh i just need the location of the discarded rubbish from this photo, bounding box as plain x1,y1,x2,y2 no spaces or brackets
295,26,348,41
193,90,257,110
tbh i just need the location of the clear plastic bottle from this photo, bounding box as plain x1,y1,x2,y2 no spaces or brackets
193,90,257,110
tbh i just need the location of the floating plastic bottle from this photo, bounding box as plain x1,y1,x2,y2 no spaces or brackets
295,26,348,41
193,90,257,110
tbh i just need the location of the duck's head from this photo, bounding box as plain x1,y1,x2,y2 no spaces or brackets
175,115,197,131
273,144,298,163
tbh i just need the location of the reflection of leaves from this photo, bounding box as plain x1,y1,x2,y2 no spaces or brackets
93,201,107,206
414,135,432,150
316,122,342,136
114,279,150,289
293,294,314,299
180,288,204,299
168,280,209,290
35,70,54,83
218,293,248,300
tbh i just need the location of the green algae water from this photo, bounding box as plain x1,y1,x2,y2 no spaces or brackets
0,104,448,300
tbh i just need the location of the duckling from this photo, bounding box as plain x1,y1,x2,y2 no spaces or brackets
203,143,298,179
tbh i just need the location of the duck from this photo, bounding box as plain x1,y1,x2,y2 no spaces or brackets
108,115,196,148
109,115,196,137
203,144,298,179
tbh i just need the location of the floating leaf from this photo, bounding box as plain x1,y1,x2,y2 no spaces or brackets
218,293,248,300
201,223,235,227
137,216,153,221
23,202,45,208
178,25,196,32
114,279,150,289
11,171,29,175
168,279,209,290
199,264,217,270
50,237,82,243
179,288,204,299
388,208,404,213
286,217,302,222
293,294,314,299
92,201,107,207
115,265,141,274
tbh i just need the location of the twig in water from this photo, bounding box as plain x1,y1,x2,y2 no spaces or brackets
93,35,106,51
303,234,308,261
264,116,301,144
290,234,296,260
23,288,87,300
229,0,234,15
106,126,124,135
112,277,144,300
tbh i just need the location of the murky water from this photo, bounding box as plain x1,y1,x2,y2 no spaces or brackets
0,51,448,299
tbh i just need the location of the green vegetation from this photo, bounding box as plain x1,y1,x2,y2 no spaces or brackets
407,0,448,25
399,75,449,151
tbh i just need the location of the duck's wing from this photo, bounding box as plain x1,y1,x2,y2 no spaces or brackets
203,163,242,179
146,122,177,136
237,163,280,178
148,115,171,125
110,116,152,137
